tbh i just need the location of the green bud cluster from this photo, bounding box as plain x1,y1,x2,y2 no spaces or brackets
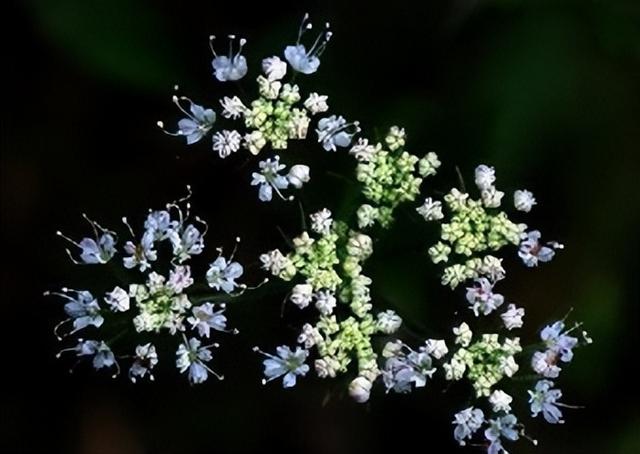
244,78,310,150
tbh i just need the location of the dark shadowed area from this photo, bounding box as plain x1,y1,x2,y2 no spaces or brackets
2,0,639,453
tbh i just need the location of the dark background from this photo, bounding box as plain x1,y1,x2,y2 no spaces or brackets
2,0,639,453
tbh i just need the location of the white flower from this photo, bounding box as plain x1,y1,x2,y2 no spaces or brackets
376,310,402,334
314,357,339,378
480,255,506,282
443,356,467,381
349,138,380,162
310,208,333,234
481,186,505,208
529,380,565,424
452,407,485,446
424,339,448,359
123,230,157,271
465,278,505,316
210,35,248,81
251,156,290,202
290,284,313,309
501,304,524,330
356,204,379,228
287,165,310,189
349,376,373,403
501,355,520,377
167,265,194,294
129,343,158,383
519,230,564,267
212,130,242,158
316,115,360,152
297,323,322,348
187,303,230,338
382,345,436,393
532,350,561,378
105,286,130,312
489,390,513,412
418,152,441,177
176,337,222,384
454,322,473,347
475,164,496,191
255,345,309,387
289,110,310,139
262,56,287,81
243,130,266,155
514,189,537,212
304,92,329,114
60,290,104,334
170,224,205,263
284,16,331,75
257,75,282,99
346,233,373,260
416,198,444,221
385,126,406,151
314,290,336,315
206,256,243,293
259,249,289,274
220,96,247,120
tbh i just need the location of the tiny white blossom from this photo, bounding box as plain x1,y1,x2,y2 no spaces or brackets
251,156,290,202
297,323,322,348
489,390,513,412
212,130,242,158
129,343,158,383
310,208,333,234
206,256,244,293
287,165,311,189
376,310,403,334
416,198,444,221
501,304,525,330
176,337,222,384
514,189,537,212
243,130,266,155
187,303,230,338
262,56,287,81
105,286,130,312
220,96,247,119
481,186,505,208
257,75,282,99
303,92,329,114
349,138,380,162
529,380,565,424
454,322,473,347
259,249,289,274
532,350,561,378
424,339,448,359
349,376,373,403
452,407,485,446
314,290,337,315
465,278,505,316
475,165,496,191
316,115,360,152
385,126,406,151
210,36,248,82
255,345,310,387
290,283,313,309
356,204,379,228
519,230,564,267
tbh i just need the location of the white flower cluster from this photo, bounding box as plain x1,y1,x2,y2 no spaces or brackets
51,192,244,384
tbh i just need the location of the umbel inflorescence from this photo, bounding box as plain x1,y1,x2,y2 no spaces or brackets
50,14,592,453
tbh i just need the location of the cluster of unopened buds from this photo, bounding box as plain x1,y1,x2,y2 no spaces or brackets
50,14,591,453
